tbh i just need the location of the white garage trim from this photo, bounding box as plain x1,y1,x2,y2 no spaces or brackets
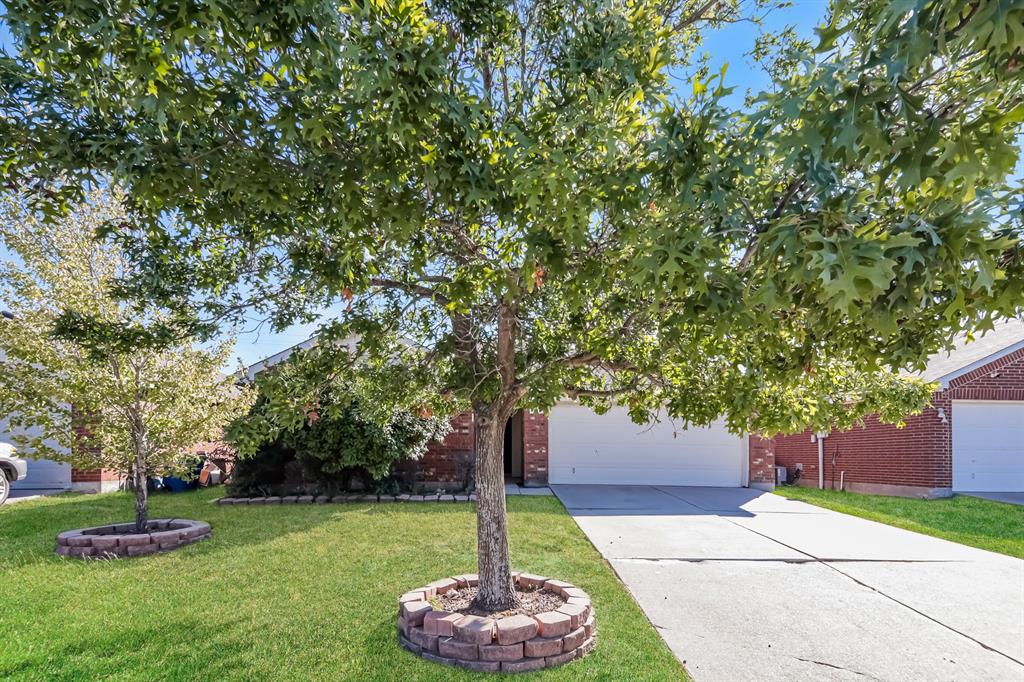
741,435,750,488
548,403,746,487
952,400,1024,493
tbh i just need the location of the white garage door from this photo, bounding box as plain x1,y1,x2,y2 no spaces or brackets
2,416,73,490
11,456,71,490
548,403,745,486
952,401,1024,492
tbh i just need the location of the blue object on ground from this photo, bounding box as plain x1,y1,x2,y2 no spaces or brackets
162,461,203,493
162,476,195,492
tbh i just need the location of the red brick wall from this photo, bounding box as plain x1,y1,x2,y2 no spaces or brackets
773,405,949,492
747,435,775,489
417,410,552,487
773,347,1024,495
946,345,1024,399
70,468,121,483
522,411,549,487
419,412,475,484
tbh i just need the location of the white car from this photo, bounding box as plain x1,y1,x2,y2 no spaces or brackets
0,442,28,505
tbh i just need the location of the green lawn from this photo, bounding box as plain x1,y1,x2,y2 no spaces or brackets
0,488,685,681
775,486,1024,559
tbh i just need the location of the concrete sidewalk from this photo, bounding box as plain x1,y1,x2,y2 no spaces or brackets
4,487,68,504
554,484,1024,682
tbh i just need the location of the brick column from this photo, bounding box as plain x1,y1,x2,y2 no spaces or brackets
747,435,775,492
522,411,549,487
70,407,122,493
71,468,122,493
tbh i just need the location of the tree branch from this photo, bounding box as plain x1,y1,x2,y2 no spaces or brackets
496,302,518,391
738,177,806,270
564,384,636,399
451,310,484,378
672,0,719,30
368,278,451,305
770,177,805,221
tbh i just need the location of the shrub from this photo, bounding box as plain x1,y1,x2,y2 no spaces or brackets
228,395,451,496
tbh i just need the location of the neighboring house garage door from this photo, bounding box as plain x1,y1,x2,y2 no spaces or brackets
2,420,73,490
11,457,71,490
952,401,1024,492
548,403,745,486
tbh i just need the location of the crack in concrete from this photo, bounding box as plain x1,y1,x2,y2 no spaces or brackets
720,516,1024,669
793,656,884,680
557,487,1024,677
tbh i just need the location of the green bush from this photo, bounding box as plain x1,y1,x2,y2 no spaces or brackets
228,396,451,496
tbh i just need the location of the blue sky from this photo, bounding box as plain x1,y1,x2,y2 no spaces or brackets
1,3,831,368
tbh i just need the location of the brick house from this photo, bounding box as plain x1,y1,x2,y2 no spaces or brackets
66,320,1024,497
410,321,1023,497
415,406,777,492
241,339,776,493
773,320,1024,498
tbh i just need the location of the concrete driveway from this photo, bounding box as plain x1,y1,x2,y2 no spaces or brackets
4,487,67,504
554,485,1024,682
964,492,1024,506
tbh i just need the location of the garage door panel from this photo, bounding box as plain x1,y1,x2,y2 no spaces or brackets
952,401,1024,493
3,418,73,490
549,404,743,487
12,458,72,490
549,466,736,487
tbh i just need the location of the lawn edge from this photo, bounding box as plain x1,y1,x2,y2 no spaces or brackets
773,487,1024,560
542,493,694,681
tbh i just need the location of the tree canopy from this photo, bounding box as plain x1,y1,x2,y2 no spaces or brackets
1,0,1020,433
1,0,1021,607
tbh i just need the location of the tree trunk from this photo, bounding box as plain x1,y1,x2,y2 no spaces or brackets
472,406,520,612
131,425,149,533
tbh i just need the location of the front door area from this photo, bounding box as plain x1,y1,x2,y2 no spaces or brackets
502,411,524,483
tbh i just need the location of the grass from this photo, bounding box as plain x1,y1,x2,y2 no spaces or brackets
0,488,686,681
775,485,1024,559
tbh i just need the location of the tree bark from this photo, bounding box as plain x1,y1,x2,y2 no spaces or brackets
131,422,149,532
472,404,520,612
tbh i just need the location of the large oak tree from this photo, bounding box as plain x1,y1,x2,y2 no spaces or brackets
1,0,1021,609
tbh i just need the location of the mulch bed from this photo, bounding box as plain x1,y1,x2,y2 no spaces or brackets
434,585,566,619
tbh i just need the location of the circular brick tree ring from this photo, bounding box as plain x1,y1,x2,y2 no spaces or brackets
54,519,212,559
397,573,596,672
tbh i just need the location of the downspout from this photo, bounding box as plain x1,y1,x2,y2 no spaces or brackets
815,431,827,490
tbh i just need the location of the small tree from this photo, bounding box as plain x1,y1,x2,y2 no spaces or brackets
0,189,255,530
1,0,1020,609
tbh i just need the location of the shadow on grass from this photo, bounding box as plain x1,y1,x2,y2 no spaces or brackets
0,489,569,572
0,488,687,681
0,488,341,570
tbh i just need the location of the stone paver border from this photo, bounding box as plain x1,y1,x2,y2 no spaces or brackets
216,493,481,505
54,519,212,559
397,573,596,672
